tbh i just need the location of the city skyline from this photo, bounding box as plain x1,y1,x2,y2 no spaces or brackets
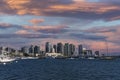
0,0,120,55
0,41,112,56
12,42,95,57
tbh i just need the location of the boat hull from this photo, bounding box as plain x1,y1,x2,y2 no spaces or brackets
0,58,15,63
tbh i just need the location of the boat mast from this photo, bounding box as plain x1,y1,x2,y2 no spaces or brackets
105,40,109,56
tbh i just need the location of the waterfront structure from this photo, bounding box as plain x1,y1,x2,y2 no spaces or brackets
95,51,100,57
21,46,29,54
34,46,40,55
40,51,45,56
85,50,93,57
29,45,34,54
64,43,70,56
78,45,83,56
45,52,64,58
0,47,15,54
45,43,64,58
34,46,40,53
0,47,8,54
69,44,75,56
0,47,6,51
45,42,52,53
0,42,103,58
5,47,12,53
53,45,57,53
28,45,38,56
57,43,64,54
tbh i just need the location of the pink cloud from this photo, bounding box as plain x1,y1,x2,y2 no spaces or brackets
23,25,68,33
82,26,120,52
108,16,120,21
0,23,13,28
15,30,31,34
29,18,44,25
1,0,119,20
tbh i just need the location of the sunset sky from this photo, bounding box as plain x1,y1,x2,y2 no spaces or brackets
0,0,120,54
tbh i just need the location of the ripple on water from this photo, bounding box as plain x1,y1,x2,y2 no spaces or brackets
0,59,120,80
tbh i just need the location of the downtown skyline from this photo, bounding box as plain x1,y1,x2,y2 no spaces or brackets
0,0,120,55
12,42,95,57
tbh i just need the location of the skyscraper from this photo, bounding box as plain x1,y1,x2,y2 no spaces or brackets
53,45,57,53
57,43,63,54
64,43,70,56
29,45,34,54
34,45,40,56
45,42,52,53
78,44,83,56
69,44,75,56
34,46,40,54
21,46,29,54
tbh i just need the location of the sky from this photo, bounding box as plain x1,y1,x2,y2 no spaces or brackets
0,0,120,55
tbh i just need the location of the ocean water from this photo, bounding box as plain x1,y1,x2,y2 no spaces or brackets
0,59,120,80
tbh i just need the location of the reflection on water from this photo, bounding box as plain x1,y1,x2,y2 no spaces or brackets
0,59,120,80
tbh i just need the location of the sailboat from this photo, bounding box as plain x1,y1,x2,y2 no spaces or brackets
100,40,115,60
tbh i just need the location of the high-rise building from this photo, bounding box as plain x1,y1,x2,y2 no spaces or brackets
0,47,6,51
21,46,29,54
64,43,70,56
29,45,34,54
45,42,52,53
34,46,40,54
34,45,40,56
69,44,75,56
6,47,12,53
57,43,63,54
78,44,83,56
53,45,57,53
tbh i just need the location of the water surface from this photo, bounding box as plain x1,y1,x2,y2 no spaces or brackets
0,59,120,80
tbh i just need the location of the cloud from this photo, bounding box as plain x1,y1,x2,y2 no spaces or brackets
0,34,57,39
80,26,120,45
0,23,20,29
23,25,69,34
65,25,120,53
0,0,120,54
108,16,120,21
84,40,120,54
82,27,117,33
0,0,118,21
15,30,31,34
99,0,120,4
29,18,44,25
70,33,107,41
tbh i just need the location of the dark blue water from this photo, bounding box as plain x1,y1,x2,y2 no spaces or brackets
0,59,120,80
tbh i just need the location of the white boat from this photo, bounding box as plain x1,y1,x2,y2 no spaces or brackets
0,49,16,63
0,51,16,63
0,54,16,63
69,57,75,60
0,57,15,63
87,57,95,60
21,57,38,60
